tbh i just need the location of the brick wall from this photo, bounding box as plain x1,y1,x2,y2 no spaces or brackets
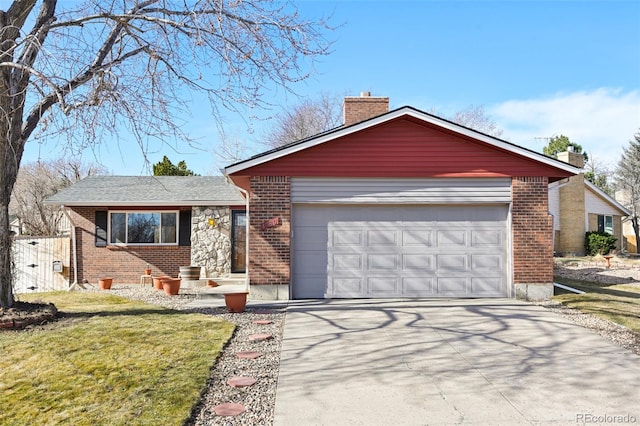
512,177,553,284
558,174,586,255
343,94,390,126
249,176,291,286
71,207,190,284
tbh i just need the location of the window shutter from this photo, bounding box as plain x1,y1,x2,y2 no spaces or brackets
179,210,192,246
95,211,108,247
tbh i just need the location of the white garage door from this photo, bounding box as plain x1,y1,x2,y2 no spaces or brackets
292,205,508,298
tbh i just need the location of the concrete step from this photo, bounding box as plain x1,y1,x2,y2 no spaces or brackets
197,284,248,299
180,276,247,289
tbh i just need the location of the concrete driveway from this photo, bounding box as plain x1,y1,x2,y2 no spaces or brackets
273,299,640,425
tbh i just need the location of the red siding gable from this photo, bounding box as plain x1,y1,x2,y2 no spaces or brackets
234,117,573,179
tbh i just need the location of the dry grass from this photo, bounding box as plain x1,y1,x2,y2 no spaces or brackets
0,292,235,426
553,279,640,334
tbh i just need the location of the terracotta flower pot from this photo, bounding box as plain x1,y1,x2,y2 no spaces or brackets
99,278,113,290
153,276,170,290
162,278,181,296
224,292,248,313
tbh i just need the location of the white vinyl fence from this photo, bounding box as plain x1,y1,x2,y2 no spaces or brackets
12,236,71,294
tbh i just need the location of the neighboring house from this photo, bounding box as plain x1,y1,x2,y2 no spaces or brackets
622,219,638,254
616,188,639,254
224,93,580,301
9,215,21,236
46,176,246,286
549,151,630,256
9,210,71,237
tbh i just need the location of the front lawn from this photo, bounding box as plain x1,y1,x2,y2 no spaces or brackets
553,278,640,334
0,292,235,426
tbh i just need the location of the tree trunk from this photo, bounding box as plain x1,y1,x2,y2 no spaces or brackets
633,216,640,254
0,196,14,308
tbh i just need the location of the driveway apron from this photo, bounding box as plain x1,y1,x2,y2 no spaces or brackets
273,299,640,425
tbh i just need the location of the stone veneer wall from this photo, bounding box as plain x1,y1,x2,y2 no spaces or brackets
190,206,232,276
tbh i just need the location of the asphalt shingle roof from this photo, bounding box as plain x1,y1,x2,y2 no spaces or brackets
46,176,245,206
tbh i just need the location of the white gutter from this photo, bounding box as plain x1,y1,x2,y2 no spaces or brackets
60,206,79,290
553,282,585,294
223,175,250,293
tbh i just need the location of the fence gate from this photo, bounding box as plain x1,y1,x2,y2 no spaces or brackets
12,236,71,294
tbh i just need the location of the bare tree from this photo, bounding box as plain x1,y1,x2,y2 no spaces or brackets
216,130,249,167
0,0,332,307
263,92,343,148
9,158,107,236
584,155,614,196
448,105,504,138
616,130,640,252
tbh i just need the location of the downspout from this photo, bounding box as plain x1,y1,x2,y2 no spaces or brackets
549,212,555,256
60,206,79,290
223,174,250,293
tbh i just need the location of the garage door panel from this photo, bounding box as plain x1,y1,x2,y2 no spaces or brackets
437,254,468,271
293,204,508,298
403,254,435,271
437,230,467,247
330,278,364,297
369,277,399,296
437,277,469,295
367,230,398,246
332,254,363,272
471,230,504,247
471,277,504,295
368,254,398,271
403,230,433,246
471,254,502,270
333,230,363,246
402,277,435,296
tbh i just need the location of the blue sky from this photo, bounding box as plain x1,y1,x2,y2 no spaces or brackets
23,0,640,175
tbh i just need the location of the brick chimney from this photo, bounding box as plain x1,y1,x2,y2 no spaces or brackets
557,150,585,168
343,92,389,126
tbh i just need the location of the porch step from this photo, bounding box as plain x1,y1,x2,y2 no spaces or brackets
197,284,248,299
180,275,247,289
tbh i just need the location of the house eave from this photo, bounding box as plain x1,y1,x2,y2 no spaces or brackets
584,180,631,216
45,200,244,207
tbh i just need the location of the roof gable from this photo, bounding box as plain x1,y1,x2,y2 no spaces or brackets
585,180,630,216
226,106,579,181
46,176,244,207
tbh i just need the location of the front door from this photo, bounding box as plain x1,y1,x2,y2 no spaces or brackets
231,211,246,273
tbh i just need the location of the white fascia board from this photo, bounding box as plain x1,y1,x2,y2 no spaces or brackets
225,107,582,175
584,180,631,216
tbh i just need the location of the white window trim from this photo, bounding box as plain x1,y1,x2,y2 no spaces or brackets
108,210,180,246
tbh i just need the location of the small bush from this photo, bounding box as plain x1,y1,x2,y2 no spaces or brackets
584,231,617,256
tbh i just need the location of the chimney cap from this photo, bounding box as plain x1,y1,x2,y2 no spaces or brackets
360,91,371,97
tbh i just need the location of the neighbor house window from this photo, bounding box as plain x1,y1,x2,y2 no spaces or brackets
597,215,614,235
109,211,178,245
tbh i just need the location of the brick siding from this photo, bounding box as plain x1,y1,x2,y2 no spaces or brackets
512,177,553,283
249,176,291,286
70,207,190,284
